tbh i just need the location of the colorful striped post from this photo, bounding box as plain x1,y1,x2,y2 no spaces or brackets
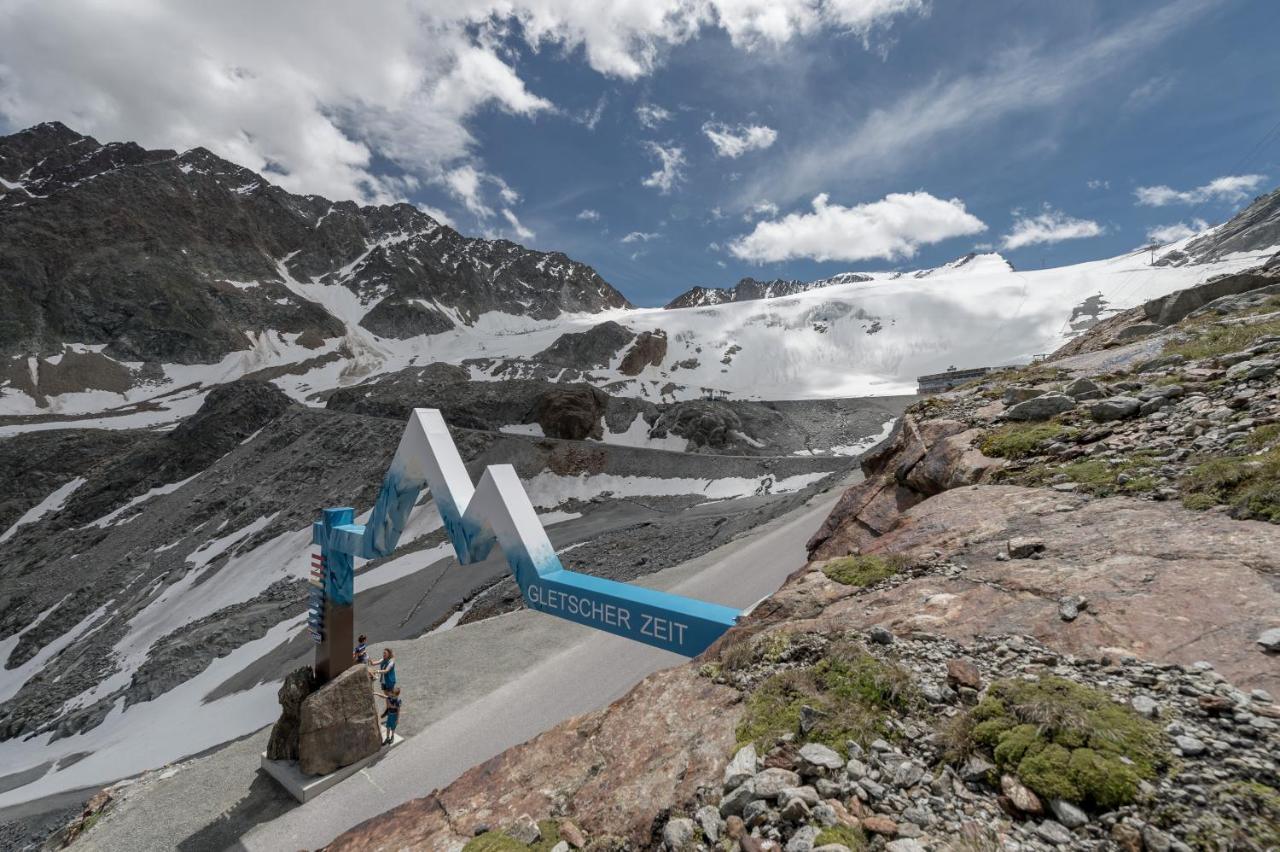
312,507,356,683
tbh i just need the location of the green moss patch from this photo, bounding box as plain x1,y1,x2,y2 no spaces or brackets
821,554,905,587
979,422,1076,460
953,677,1167,809
736,640,916,756
1005,453,1162,497
1180,447,1280,522
462,821,562,852
815,824,867,849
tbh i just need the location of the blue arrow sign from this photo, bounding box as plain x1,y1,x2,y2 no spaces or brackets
313,409,739,657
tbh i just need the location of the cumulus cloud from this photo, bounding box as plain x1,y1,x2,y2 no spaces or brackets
1135,174,1268,206
641,143,686,193
636,103,672,128
729,191,986,263
1146,218,1208,245
1087,179,1109,190
703,122,778,158
0,0,921,219
621,230,659,243
501,208,535,241
577,208,601,221
1001,206,1103,250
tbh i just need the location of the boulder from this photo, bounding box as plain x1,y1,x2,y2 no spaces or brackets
618,330,667,375
1063,376,1105,400
1002,386,1044,405
724,743,759,789
534,320,636,368
530,385,608,440
266,666,317,761
1005,393,1076,421
1089,396,1141,421
298,665,383,776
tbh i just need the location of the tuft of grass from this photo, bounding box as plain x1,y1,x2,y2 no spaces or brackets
735,640,917,756
950,677,1168,810
821,554,906,587
1164,318,1280,360
1247,423,1280,452
979,422,1076,460
814,825,867,849
1180,447,1280,522
719,631,795,674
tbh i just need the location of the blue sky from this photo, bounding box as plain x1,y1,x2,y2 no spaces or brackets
2,0,1276,305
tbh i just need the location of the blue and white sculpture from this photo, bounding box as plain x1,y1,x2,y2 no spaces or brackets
310,408,740,679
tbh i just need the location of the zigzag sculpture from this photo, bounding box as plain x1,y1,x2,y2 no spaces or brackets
313,408,741,657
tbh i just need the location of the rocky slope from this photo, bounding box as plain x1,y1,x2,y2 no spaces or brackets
320,257,1280,852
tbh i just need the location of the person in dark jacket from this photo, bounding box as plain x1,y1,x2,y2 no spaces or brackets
379,686,401,745
353,634,369,664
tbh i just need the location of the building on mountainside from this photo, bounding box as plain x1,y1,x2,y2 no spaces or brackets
917,366,994,395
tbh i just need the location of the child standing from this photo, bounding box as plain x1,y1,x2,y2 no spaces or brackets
353,634,369,665
380,686,401,746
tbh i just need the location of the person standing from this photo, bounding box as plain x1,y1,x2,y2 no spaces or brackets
379,686,401,746
353,634,369,665
375,648,396,693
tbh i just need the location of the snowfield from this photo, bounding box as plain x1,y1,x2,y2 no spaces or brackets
0,241,1272,430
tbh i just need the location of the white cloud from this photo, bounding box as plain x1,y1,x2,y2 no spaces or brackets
703,122,778,158
712,0,925,49
1146,218,1208,245
621,230,659,243
501,208,535,241
1001,206,1103,250
741,0,1215,207
1086,179,1109,190
743,200,780,220
636,103,672,128
575,93,608,130
416,203,456,228
1134,174,1267,206
446,165,495,218
577,208,601,221
641,143,686,194
729,191,986,263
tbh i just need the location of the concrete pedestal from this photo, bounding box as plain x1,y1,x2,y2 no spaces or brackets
260,733,402,803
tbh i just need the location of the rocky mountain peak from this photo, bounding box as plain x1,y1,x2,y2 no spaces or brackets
0,122,631,368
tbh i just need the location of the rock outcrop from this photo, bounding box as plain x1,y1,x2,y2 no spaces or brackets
617,330,668,375
265,666,316,761
298,665,382,776
530,386,608,440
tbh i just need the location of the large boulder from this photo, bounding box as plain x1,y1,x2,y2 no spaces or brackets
1089,396,1141,422
618,330,667,375
1004,393,1075,421
650,401,742,450
266,666,317,761
530,386,608,440
298,665,382,776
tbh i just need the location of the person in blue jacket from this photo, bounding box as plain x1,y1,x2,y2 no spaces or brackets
375,647,396,692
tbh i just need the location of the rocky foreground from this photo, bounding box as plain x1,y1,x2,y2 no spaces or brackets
319,263,1280,851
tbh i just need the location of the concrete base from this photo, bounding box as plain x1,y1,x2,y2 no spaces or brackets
260,733,403,803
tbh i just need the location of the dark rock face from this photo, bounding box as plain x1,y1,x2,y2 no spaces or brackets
266,667,317,761
530,386,608,440
298,664,382,775
618,331,667,376
533,321,635,368
1160,186,1280,264
0,122,630,365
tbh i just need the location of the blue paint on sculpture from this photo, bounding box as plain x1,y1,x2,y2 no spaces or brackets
313,507,356,607
318,409,740,657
